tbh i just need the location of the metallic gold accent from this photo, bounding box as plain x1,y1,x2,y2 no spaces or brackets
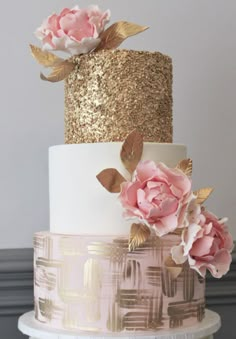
120,130,143,175
161,268,177,298
38,298,62,320
34,234,45,250
36,257,61,268
34,232,205,332
116,289,150,309
107,302,123,332
84,259,102,322
87,242,113,257
65,49,173,144
123,260,142,289
176,159,193,177
35,269,56,291
183,264,195,302
95,22,148,51
129,223,151,252
88,239,128,265
146,266,161,287
194,187,214,205
40,60,75,83
147,293,163,329
63,306,80,329
30,44,63,67
165,256,183,279
123,311,153,330
168,300,205,328
96,168,126,193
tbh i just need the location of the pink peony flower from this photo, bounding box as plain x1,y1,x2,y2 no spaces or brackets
35,5,110,55
172,209,234,278
119,160,192,237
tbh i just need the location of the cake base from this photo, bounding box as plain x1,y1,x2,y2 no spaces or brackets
18,310,220,339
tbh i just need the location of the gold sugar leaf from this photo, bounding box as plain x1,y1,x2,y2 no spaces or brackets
165,256,183,279
120,130,143,175
30,44,63,67
129,223,150,252
40,61,75,83
176,158,193,177
166,266,183,280
96,168,126,193
95,21,149,51
194,187,214,205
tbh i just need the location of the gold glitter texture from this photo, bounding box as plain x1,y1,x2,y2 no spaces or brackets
65,49,173,144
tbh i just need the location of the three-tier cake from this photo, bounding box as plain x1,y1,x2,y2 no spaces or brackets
30,4,233,334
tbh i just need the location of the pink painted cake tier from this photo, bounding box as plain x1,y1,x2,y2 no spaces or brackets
34,232,205,333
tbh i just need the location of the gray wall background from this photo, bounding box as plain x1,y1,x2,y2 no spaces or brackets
0,0,236,248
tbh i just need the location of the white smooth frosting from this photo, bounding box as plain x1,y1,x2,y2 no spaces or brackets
49,143,187,235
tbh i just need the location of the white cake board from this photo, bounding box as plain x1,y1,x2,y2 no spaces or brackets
18,310,220,339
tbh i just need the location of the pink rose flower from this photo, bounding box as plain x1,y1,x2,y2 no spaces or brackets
35,5,110,55
119,160,192,237
172,209,234,278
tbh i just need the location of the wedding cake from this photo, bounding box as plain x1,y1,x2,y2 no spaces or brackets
31,5,233,333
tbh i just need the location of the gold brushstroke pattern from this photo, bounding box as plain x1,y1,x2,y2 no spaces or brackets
35,269,56,291
161,268,177,297
34,234,45,250
63,306,80,329
34,233,206,332
38,298,62,321
36,257,61,268
107,302,123,332
123,260,142,289
116,289,150,309
146,266,161,287
183,264,195,301
123,311,150,330
147,293,163,329
168,300,205,328
83,259,102,322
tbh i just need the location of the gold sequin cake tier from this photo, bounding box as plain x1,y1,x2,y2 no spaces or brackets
65,49,173,144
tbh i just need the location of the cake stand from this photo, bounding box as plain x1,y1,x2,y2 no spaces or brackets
18,309,220,339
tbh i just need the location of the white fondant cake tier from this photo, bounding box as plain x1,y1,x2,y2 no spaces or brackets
49,143,187,235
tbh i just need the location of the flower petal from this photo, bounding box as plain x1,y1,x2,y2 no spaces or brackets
190,235,214,257
171,245,187,265
183,223,202,256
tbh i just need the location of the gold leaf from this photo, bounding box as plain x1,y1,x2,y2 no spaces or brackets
129,223,150,252
30,44,63,67
120,130,143,175
194,187,214,205
176,158,193,177
165,256,183,279
95,21,149,51
96,168,126,193
40,61,75,83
